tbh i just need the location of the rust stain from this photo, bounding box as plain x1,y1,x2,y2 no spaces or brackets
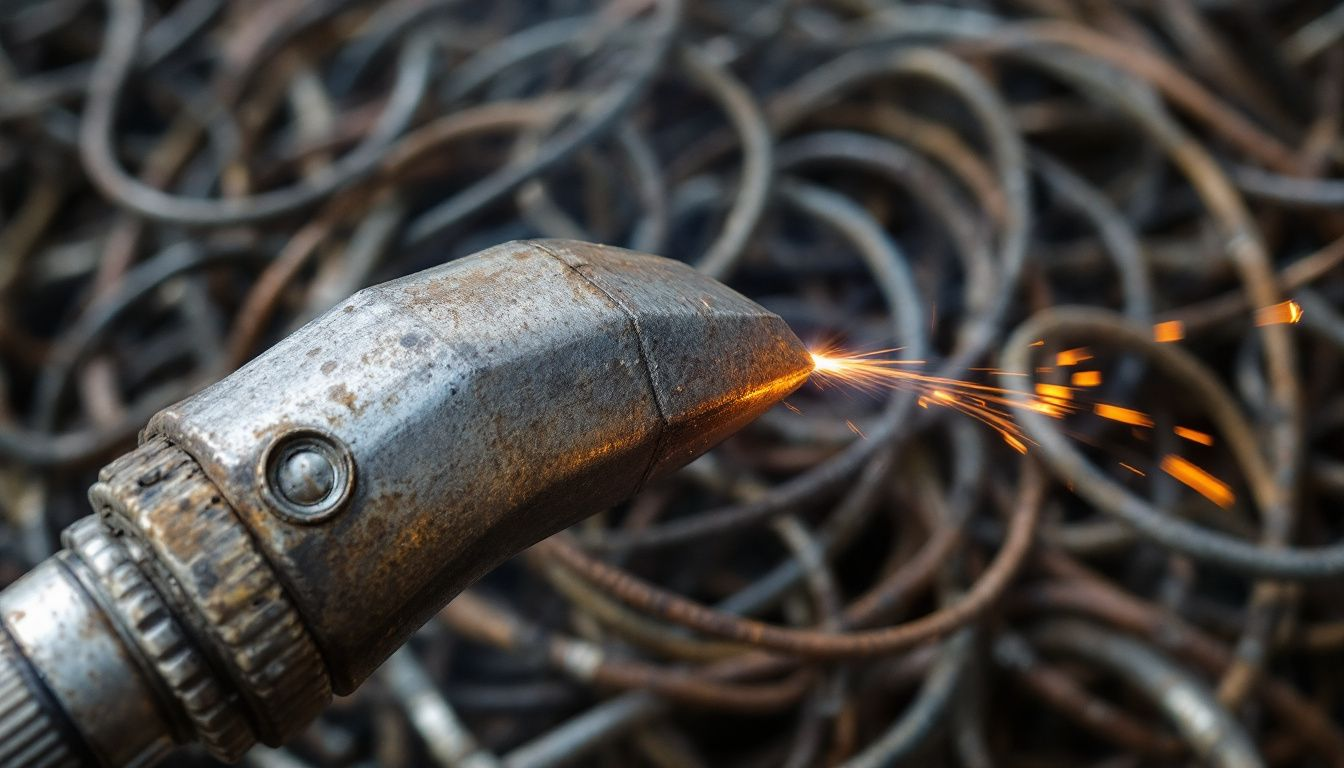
328,384,365,417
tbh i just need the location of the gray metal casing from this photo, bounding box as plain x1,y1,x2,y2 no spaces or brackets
147,240,812,691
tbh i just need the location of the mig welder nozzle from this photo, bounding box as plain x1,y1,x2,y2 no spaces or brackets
0,240,812,767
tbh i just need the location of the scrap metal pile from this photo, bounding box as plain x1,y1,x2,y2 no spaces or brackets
3,0,1344,765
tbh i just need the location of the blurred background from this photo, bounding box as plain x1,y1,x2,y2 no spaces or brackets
2,0,1344,765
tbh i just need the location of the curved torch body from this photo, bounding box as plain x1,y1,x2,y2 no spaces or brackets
0,240,812,766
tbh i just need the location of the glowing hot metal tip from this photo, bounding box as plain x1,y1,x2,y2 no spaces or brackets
809,352,840,373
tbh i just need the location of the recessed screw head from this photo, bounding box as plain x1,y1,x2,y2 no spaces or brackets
277,449,336,506
260,430,354,523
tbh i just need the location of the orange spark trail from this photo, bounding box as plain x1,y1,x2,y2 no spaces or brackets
1153,320,1185,342
1094,403,1154,428
1057,347,1092,366
1072,371,1102,387
805,347,1230,512
1161,455,1235,508
1036,383,1073,402
807,348,1053,452
1174,426,1214,446
1254,299,1304,326
803,347,1238,517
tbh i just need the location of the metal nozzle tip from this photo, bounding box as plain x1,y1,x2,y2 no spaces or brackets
529,240,813,480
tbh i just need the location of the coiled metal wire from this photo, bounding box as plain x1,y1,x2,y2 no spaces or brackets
2,1,1343,765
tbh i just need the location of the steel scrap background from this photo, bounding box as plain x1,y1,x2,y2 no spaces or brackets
3,1,1344,766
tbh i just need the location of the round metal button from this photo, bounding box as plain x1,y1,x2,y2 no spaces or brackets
260,430,354,523
277,449,336,506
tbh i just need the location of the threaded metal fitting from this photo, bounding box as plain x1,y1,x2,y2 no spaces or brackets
0,439,333,766
0,631,79,768
62,517,253,761
89,438,332,749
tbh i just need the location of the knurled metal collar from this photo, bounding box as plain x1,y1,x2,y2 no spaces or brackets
62,517,254,762
89,438,331,747
0,631,78,768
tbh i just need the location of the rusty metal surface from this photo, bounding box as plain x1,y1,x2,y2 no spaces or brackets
1029,621,1264,768
147,239,810,692
0,556,172,766
0,629,80,768
0,237,810,766
61,515,254,761
91,437,330,751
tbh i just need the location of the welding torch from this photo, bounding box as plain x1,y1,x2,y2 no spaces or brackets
0,240,812,767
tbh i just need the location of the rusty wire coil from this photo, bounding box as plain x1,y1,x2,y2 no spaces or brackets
3,0,1344,766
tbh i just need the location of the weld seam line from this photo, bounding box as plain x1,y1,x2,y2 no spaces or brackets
531,241,668,493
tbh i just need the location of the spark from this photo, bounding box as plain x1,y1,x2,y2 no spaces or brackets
1153,320,1185,342
1254,299,1304,327
1161,455,1235,508
1035,383,1073,402
1071,371,1102,387
1029,400,1067,417
807,349,928,395
1094,403,1154,428
807,347,1053,452
1174,426,1214,446
1057,347,1093,366
805,348,1232,510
